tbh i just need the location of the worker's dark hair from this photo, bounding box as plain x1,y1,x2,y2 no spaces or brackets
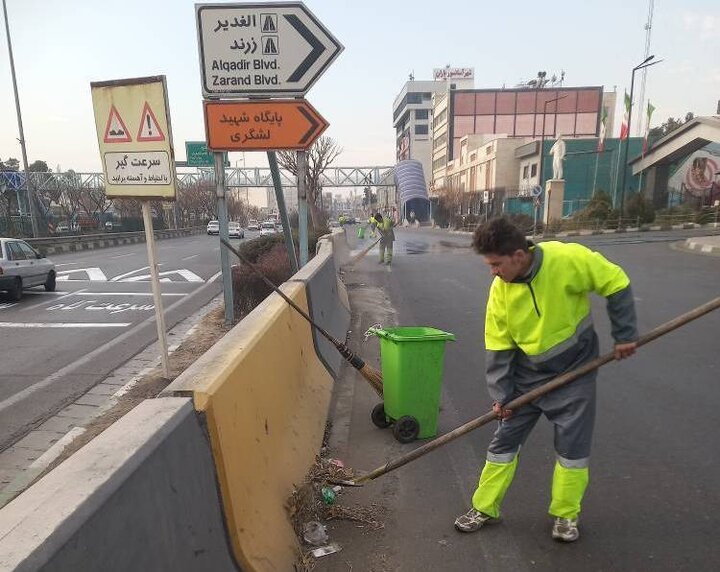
374,213,383,221
472,217,529,256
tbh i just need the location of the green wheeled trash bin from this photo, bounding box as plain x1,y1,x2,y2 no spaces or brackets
368,326,455,443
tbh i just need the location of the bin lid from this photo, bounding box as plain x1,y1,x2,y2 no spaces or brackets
369,326,455,342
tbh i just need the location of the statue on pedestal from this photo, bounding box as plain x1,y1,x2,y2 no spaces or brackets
549,135,566,180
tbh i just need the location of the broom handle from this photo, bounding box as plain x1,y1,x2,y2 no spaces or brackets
220,238,343,348
356,296,720,484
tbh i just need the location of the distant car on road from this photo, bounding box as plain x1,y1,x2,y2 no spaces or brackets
260,221,278,236
229,222,245,238
247,220,260,231
207,220,219,235
0,238,56,301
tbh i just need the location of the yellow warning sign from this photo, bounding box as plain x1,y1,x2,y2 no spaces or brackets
91,76,176,199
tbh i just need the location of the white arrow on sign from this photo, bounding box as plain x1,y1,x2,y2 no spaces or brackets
196,2,343,98
57,268,108,281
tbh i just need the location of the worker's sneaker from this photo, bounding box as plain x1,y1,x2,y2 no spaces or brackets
454,508,497,532
552,517,579,542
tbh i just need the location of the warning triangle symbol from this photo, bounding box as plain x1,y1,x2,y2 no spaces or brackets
262,15,277,32
103,105,131,143
136,102,166,142
264,37,278,55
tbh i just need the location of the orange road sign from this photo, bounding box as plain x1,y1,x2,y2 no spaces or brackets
204,99,328,151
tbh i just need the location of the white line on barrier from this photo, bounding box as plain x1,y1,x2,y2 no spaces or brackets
0,322,131,328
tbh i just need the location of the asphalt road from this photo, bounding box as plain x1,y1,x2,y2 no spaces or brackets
0,232,254,450
325,227,720,571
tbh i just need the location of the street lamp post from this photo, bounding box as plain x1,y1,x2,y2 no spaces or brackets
618,55,663,217
535,93,568,234
2,0,41,237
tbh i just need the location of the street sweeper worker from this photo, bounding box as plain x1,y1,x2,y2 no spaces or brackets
369,214,378,238
454,217,638,542
374,213,395,265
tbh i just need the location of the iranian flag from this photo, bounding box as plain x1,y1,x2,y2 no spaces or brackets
642,101,656,155
597,107,608,152
620,91,631,140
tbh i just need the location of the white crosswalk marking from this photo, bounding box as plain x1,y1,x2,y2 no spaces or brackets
57,268,108,282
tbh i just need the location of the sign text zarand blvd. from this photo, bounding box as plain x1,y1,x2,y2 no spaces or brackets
196,3,343,97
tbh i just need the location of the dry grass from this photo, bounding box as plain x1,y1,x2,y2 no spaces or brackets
289,457,386,571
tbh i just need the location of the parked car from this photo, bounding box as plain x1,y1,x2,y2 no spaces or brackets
229,221,245,238
0,238,56,301
247,220,260,231
260,221,278,236
207,220,220,235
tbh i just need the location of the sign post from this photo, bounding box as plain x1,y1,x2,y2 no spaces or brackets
91,75,176,378
297,150,308,266
215,151,234,325
267,151,299,273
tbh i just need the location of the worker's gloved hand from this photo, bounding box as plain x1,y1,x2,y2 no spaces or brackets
493,402,513,420
614,341,637,360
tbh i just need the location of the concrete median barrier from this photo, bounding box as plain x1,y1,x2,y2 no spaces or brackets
291,235,351,379
162,282,333,571
0,398,238,572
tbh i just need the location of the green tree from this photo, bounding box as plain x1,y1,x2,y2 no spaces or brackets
28,160,50,172
625,192,655,224
0,157,20,171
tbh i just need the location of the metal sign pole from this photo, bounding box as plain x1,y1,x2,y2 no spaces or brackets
297,150,309,267
267,151,299,273
215,152,234,325
141,201,170,378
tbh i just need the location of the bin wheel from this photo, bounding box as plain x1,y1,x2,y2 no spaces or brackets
393,416,420,443
371,403,391,428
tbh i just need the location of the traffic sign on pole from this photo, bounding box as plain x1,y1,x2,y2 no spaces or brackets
204,99,328,151
196,2,343,98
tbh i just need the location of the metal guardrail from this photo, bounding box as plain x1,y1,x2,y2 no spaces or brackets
25,226,205,254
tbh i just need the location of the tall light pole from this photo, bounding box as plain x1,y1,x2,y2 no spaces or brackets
2,0,40,237
618,55,663,216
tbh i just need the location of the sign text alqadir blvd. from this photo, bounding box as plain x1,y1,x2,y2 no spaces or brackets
196,2,343,97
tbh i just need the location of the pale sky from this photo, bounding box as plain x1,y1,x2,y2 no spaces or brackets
1,0,719,173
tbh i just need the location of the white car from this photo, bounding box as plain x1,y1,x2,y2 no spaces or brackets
229,222,244,238
0,238,56,301
207,220,219,235
247,220,260,231
260,222,278,236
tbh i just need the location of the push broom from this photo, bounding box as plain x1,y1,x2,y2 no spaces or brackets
221,238,384,396
332,295,720,487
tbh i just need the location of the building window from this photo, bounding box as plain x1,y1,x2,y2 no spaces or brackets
407,92,422,104
433,108,447,129
486,145,492,155
415,124,429,135
522,165,529,179
530,163,538,177
423,92,432,101
415,109,429,120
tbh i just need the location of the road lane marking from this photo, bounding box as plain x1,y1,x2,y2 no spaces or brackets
23,291,66,296
57,268,108,281
182,254,200,261
0,303,18,311
111,253,136,259
123,269,204,283
209,271,222,282
110,266,149,281
23,289,88,311
78,292,187,297
54,263,78,267
0,274,221,414
0,322,131,328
